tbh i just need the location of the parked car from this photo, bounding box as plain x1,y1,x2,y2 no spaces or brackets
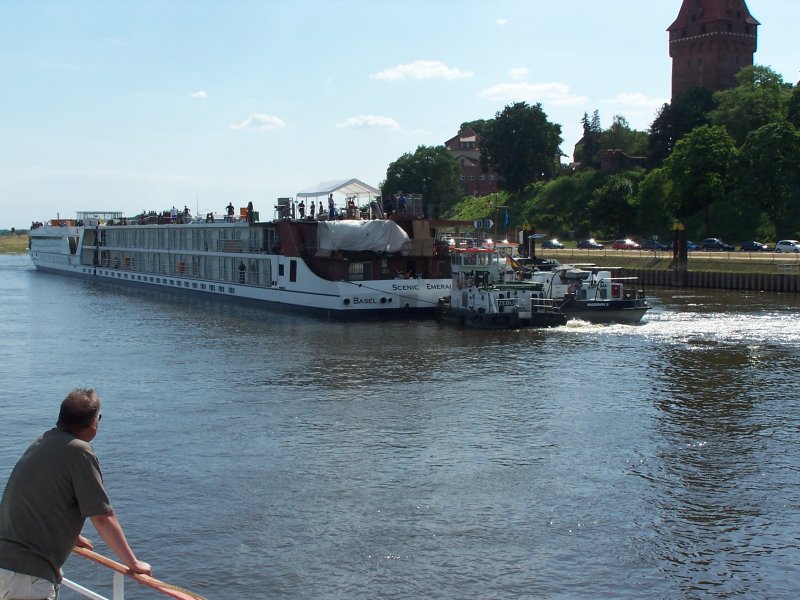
672,240,699,251
612,239,641,250
641,239,670,251
577,238,604,250
542,238,565,249
701,237,735,251
740,240,770,252
774,239,800,253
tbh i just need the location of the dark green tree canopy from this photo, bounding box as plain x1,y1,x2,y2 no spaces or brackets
710,65,794,145
647,86,716,166
479,102,563,195
738,121,800,239
598,115,648,157
460,119,490,137
382,145,463,218
663,125,738,232
787,86,800,129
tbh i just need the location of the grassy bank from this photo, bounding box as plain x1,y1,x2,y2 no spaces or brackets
541,249,800,276
0,234,28,254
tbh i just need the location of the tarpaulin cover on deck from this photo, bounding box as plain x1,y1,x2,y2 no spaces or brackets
317,220,409,253
297,178,380,199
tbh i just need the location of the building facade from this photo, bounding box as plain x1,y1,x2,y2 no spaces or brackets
668,0,759,99
444,126,500,196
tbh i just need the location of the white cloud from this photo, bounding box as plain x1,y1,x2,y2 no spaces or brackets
602,93,667,130
605,92,666,111
479,82,588,106
229,114,286,130
191,90,208,99
336,115,401,131
509,67,529,81
496,18,508,26
371,60,473,81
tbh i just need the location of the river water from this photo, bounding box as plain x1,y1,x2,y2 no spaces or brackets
1,254,799,599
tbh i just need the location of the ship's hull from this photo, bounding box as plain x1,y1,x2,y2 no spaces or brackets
560,298,650,324
437,305,567,329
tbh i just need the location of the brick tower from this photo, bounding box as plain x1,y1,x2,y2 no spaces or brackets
668,0,759,99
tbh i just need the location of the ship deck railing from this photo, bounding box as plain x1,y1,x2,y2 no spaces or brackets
63,546,206,600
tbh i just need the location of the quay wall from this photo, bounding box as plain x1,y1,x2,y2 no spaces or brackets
621,269,800,294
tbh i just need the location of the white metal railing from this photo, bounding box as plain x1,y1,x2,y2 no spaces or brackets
62,547,207,600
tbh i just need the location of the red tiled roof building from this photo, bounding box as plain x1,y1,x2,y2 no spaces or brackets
444,126,500,196
668,0,759,99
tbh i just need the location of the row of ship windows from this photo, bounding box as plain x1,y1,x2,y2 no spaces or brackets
83,267,237,295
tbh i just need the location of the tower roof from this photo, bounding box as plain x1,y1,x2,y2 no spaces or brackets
668,0,759,31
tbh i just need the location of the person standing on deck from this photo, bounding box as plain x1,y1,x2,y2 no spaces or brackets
398,193,408,216
0,388,151,600
328,194,335,221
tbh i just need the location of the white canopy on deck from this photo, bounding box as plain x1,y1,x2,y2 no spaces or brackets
296,178,380,199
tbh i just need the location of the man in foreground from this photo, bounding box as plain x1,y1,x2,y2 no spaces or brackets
0,388,151,599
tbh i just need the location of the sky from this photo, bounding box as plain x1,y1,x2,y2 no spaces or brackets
1,0,798,230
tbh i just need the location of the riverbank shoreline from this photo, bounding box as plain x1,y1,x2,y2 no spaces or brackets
0,234,27,254
7,235,798,292
540,249,800,293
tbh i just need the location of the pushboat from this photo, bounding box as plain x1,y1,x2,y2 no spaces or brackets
529,263,651,324
436,241,567,329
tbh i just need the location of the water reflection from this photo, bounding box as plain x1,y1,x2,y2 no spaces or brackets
3,261,800,599
631,296,800,597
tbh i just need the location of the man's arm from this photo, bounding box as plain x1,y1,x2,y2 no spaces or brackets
90,512,152,575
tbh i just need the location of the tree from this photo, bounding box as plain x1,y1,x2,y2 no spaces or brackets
738,122,800,239
635,167,673,239
599,115,648,157
460,119,490,137
787,86,800,129
577,110,602,168
480,102,563,195
647,86,716,166
710,65,794,146
663,125,738,234
382,145,463,218
588,173,639,238
524,176,581,235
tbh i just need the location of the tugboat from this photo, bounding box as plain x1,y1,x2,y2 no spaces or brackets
437,241,566,329
530,263,650,324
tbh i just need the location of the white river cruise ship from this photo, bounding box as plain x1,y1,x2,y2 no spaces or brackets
28,180,465,318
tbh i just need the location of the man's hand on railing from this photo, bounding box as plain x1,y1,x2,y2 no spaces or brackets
129,558,153,576
76,534,94,550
